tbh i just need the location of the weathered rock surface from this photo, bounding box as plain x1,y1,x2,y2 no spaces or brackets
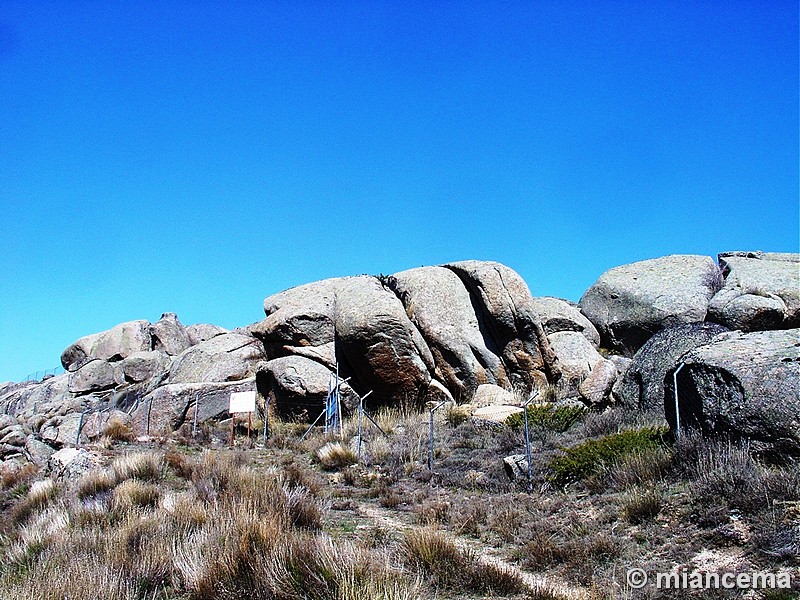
473,405,523,424
389,266,506,399
257,355,358,416
167,333,265,384
666,328,800,454
503,454,530,481
40,413,83,447
547,331,604,398
616,322,730,411
48,447,103,479
334,276,434,405
0,374,73,427
68,359,124,394
579,255,723,354
708,253,800,332
150,312,192,356
470,383,517,408
444,260,558,389
0,415,26,458
251,279,339,367
25,436,56,466
186,323,228,345
120,351,172,384
529,296,601,347
79,410,133,440
130,379,257,436
578,359,618,405
61,320,152,370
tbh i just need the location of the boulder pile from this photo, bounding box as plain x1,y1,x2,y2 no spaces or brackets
1,251,798,465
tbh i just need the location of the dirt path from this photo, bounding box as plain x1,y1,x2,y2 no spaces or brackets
355,500,590,600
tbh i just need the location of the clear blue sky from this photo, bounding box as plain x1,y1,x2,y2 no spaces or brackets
1,1,797,382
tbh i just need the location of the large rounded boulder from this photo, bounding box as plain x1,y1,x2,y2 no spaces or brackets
388,266,507,400
579,255,723,354
707,252,800,332
615,322,729,412
666,328,800,456
444,260,558,389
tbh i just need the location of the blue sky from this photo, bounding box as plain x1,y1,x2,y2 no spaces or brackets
1,1,797,382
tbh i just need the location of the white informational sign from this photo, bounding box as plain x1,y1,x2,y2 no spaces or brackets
229,391,256,414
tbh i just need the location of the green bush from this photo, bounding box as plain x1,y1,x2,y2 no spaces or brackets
549,426,670,485
506,404,586,433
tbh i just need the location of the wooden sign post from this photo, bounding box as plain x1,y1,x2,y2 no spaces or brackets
229,391,257,447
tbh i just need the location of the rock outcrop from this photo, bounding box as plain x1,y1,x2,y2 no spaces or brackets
166,333,264,384
666,328,800,455
529,296,601,347
616,322,730,411
579,255,723,354
707,252,800,332
251,262,559,412
256,355,358,418
389,266,507,399
6,252,797,451
546,331,604,399
2,314,262,444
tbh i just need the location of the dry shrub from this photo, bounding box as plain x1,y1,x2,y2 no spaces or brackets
77,470,116,500
112,479,161,512
0,449,407,600
111,451,163,483
415,499,451,525
281,460,323,494
689,440,767,514
10,479,58,524
365,436,391,464
379,488,402,509
521,529,621,584
101,417,135,442
191,450,244,503
284,484,324,530
0,462,37,490
164,449,195,480
587,446,674,493
316,441,357,471
163,492,209,529
620,486,663,524
402,528,524,594
452,498,488,536
487,497,525,542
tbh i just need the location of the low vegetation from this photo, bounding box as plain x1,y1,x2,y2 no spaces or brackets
0,403,797,599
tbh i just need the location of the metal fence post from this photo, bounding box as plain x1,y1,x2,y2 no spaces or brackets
357,395,364,459
262,396,270,444
522,392,539,491
428,400,447,471
673,363,685,438
192,392,199,437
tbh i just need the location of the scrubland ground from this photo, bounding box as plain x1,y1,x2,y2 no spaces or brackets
0,402,797,600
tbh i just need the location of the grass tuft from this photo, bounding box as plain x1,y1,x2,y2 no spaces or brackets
316,442,357,471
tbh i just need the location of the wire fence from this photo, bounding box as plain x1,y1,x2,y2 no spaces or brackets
24,366,65,381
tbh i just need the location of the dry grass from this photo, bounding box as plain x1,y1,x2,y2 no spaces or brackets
402,527,525,595
76,470,116,500
102,416,136,443
0,448,417,600
620,486,663,524
111,451,163,483
315,441,357,470
111,479,161,512
3,404,798,600
9,479,58,524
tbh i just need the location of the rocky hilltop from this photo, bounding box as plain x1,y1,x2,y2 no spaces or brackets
1,251,798,468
